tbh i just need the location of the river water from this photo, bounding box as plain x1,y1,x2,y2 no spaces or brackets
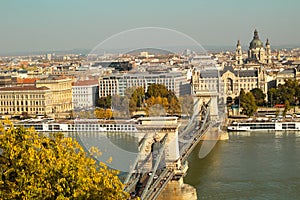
69,131,300,199
184,131,300,200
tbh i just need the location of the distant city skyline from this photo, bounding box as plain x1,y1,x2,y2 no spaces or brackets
1,0,300,54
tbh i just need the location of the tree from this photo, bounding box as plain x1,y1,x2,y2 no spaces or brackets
124,84,181,116
283,100,291,117
145,96,163,116
146,84,168,98
134,87,145,108
250,88,266,106
97,96,112,109
146,84,181,115
127,87,145,113
104,109,113,119
275,109,280,117
277,84,295,105
239,89,246,100
240,90,257,117
0,122,128,199
162,97,169,110
145,96,156,112
94,108,113,119
168,97,181,115
267,80,300,107
235,89,245,106
295,82,300,106
267,88,277,107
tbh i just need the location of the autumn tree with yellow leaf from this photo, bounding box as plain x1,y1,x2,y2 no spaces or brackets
0,123,129,200
94,108,113,119
146,84,181,116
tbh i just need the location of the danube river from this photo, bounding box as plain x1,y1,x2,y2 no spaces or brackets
184,131,300,200
69,130,300,199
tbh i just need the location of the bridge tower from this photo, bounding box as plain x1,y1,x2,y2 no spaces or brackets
194,90,219,121
136,117,181,172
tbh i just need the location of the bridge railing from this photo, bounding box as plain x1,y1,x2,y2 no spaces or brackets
179,100,211,157
141,135,168,199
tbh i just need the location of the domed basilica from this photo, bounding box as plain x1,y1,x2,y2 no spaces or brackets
235,29,272,66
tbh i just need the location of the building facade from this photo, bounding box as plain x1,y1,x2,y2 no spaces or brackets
72,80,99,109
98,72,190,98
0,74,14,87
192,65,267,103
191,29,272,103
0,86,53,115
0,77,73,116
98,75,121,97
276,66,300,86
35,77,73,112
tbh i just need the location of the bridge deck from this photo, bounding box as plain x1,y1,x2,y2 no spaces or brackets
125,98,222,200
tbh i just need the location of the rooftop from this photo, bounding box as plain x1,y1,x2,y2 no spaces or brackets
17,77,40,84
0,85,50,91
220,66,258,77
278,68,295,74
72,79,99,86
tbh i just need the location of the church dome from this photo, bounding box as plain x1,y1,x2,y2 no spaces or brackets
249,29,263,49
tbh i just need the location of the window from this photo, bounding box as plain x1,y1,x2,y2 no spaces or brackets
226,78,233,92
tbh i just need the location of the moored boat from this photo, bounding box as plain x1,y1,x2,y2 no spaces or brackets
227,121,300,131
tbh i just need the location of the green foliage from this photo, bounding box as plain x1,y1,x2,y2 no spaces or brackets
146,84,169,98
234,88,245,108
250,88,266,106
97,96,112,109
124,84,181,116
96,84,182,117
0,123,128,200
267,88,277,107
240,89,257,117
283,100,291,117
128,87,145,113
267,80,300,106
147,84,181,115
275,109,280,117
234,96,240,105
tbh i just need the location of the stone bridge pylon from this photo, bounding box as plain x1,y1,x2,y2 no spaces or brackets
194,90,219,121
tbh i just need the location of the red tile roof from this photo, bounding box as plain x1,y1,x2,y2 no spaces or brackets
17,78,40,84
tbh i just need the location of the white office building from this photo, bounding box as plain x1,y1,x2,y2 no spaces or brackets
72,80,99,109
99,72,191,98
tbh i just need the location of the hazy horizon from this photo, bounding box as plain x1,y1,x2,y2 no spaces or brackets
1,44,300,57
1,0,300,55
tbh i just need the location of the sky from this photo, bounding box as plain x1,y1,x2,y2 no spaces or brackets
0,0,299,54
